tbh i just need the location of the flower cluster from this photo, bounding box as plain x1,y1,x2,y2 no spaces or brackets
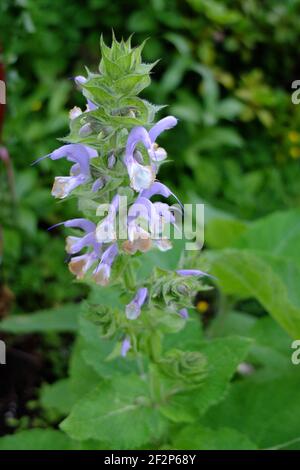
40,36,208,357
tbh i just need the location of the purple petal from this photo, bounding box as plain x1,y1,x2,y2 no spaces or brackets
135,287,148,308
110,194,120,214
128,197,155,222
179,308,189,319
139,182,172,199
33,144,97,168
121,337,131,357
148,116,177,142
64,218,96,233
139,182,183,211
92,177,106,192
79,123,92,137
51,175,88,198
87,99,97,111
66,232,96,254
93,262,111,285
125,126,152,158
75,75,87,86
125,287,148,320
101,243,118,266
51,144,97,176
176,269,208,277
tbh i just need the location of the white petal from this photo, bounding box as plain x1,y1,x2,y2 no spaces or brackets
129,162,155,192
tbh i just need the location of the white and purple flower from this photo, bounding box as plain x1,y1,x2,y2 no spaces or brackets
122,181,181,254
52,218,102,279
125,287,148,320
35,144,98,199
92,243,118,286
95,194,120,243
124,116,177,192
121,337,131,357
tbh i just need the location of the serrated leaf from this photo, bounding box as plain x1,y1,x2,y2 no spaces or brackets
100,51,123,80
83,81,115,106
60,375,168,448
114,74,151,96
159,336,251,423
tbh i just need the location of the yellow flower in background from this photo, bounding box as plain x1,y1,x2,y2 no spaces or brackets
31,100,42,112
196,300,209,314
288,131,300,143
290,147,300,159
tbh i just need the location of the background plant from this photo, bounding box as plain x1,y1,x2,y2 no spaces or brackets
1,0,300,450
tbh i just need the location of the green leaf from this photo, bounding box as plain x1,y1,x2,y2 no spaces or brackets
99,49,123,80
235,208,300,264
114,74,151,96
172,424,257,450
0,304,81,333
68,338,102,399
206,218,248,249
40,379,75,415
159,336,251,423
208,310,256,338
204,373,300,449
0,429,73,450
210,313,294,380
207,249,300,338
164,312,204,351
60,375,168,448
79,317,138,378
83,79,115,106
247,316,294,380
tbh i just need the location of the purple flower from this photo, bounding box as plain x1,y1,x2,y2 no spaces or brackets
92,243,118,286
176,269,208,277
179,308,189,319
74,76,97,111
61,218,99,255
139,182,173,200
69,106,82,120
79,123,93,137
121,337,131,357
92,176,106,193
125,287,148,320
53,218,102,279
139,181,183,210
148,116,178,143
128,197,176,242
124,116,177,191
35,144,98,199
123,182,181,254
74,75,87,86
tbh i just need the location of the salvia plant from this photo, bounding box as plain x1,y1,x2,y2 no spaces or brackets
35,36,251,449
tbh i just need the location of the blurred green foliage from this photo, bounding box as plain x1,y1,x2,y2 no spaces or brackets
2,0,300,312
1,1,300,449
